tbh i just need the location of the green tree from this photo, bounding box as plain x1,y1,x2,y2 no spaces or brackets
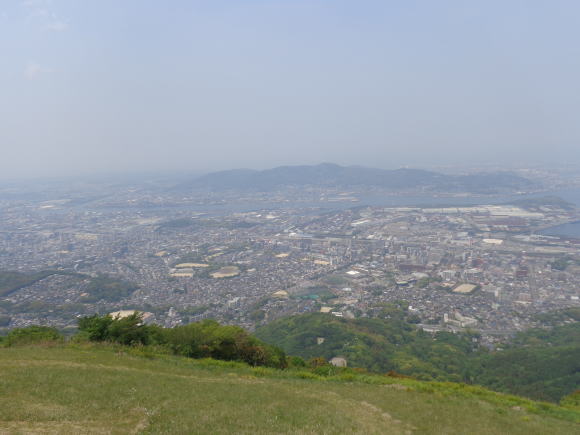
78,314,114,341
107,313,150,346
77,313,150,345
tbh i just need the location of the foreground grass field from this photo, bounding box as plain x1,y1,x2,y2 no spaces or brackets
0,345,578,434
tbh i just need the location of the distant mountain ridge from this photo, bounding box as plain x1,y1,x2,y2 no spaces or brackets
177,163,535,193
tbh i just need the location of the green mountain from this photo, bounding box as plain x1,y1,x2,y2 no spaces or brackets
1,344,578,434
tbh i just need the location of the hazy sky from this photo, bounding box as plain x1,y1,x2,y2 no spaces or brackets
1,0,580,178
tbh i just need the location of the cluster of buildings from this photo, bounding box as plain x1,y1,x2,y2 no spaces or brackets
0,183,579,345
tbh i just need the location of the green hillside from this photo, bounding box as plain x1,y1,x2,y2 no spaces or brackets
255,311,478,380
0,344,579,434
255,312,580,402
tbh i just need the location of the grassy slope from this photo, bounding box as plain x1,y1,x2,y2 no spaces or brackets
0,345,578,434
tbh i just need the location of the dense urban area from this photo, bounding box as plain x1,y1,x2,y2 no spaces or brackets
1,166,579,352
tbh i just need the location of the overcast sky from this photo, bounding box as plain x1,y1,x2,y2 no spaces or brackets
1,0,580,179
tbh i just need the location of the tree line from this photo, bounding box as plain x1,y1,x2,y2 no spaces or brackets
1,313,287,369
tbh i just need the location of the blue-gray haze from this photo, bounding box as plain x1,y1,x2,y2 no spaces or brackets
1,0,579,179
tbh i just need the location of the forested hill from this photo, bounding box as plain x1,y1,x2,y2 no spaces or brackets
177,163,534,193
255,309,580,403
256,311,479,381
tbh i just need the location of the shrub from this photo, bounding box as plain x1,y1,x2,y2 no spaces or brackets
107,313,150,345
78,314,114,341
77,313,150,345
4,326,62,347
312,365,337,377
76,315,286,368
287,356,306,368
160,320,287,368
